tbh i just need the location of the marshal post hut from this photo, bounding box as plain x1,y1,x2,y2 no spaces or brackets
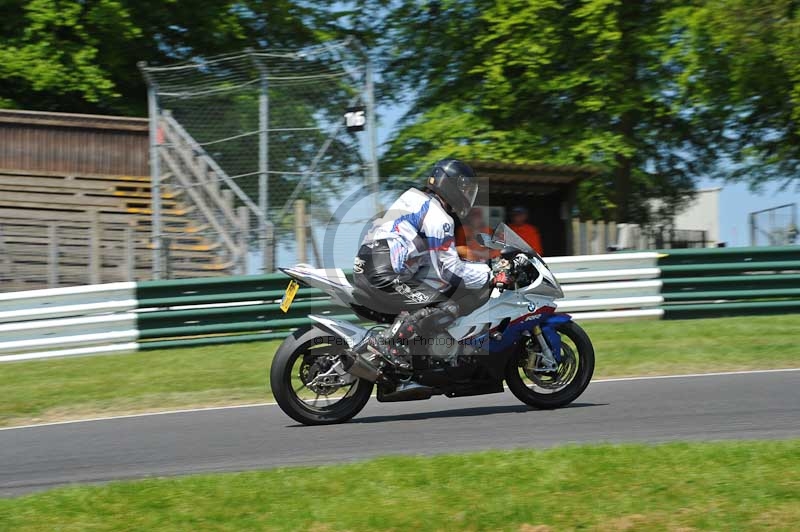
466,160,599,257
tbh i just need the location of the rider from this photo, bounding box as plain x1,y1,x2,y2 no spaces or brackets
352,159,510,370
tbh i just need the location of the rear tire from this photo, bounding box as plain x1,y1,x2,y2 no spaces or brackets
271,326,374,425
505,321,594,409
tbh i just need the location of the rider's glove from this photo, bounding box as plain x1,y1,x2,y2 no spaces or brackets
492,258,513,287
492,270,511,291
513,253,529,269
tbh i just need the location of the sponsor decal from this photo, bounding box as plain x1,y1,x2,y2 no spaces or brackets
393,281,430,303
353,257,366,274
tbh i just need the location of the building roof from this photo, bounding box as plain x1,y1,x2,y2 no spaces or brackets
468,160,601,185
466,160,601,197
0,109,148,132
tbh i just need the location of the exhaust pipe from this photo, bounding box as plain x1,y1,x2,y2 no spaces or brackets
341,352,382,382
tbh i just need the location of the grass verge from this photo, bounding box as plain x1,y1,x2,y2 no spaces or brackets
1,441,799,530
1,314,798,427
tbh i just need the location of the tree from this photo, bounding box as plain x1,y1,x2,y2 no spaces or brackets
666,0,800,189
370,0,777,224
0,0,346,115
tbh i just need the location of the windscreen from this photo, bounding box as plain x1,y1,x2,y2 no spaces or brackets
492,223,535,255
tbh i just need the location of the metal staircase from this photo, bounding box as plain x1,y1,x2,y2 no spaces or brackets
157,112,253,276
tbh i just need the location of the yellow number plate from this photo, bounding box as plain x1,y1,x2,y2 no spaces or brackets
279,280,300,313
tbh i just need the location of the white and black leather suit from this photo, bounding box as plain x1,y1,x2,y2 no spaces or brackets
353,187,492,324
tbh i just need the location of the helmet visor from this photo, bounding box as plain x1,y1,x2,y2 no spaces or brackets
458,175,478,210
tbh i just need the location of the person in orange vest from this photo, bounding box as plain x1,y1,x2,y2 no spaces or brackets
455,207,499,262
509,206,543,255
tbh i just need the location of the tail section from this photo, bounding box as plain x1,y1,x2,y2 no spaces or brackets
280,265,355,308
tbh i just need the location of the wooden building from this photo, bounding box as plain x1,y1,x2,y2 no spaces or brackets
468,160,599,256
0,109,234,291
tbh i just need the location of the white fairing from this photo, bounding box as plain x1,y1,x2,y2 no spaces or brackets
281,267,369,347
448,255,562,340
281,265,355,307
308,315,368,348
527,255,564,299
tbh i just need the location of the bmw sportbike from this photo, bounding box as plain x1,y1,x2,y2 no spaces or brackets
271,224,595,425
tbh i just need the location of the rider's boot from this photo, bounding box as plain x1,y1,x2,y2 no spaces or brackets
366,303,460,372
366,311,414,372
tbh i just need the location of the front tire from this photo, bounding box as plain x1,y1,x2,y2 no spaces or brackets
505,321,595,409
271,325,374,425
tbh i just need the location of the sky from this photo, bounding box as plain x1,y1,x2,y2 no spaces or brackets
697,178,799,247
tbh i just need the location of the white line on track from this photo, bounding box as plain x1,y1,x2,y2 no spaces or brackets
1,367,798,432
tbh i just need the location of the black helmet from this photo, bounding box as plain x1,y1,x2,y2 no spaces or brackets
425,159,479,218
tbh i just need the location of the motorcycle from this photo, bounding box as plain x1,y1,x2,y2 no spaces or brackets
270,224,595,425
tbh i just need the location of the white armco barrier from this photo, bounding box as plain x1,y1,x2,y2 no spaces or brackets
0,342,140,363
568,308,665,321
0,283,139,362
549,252,661,283
0,282,137,322
547,252,661,273
0,252,664,362
560,280,662,300
0,314,138,353
551,252,662,320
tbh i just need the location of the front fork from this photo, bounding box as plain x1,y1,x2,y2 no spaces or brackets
524,316,569,371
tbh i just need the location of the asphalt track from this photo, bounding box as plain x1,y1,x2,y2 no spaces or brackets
1,369,798,497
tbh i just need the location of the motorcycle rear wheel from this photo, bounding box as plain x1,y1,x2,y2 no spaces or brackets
271,325,374,425
505,320,595,409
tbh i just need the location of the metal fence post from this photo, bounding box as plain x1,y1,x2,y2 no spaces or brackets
124,226,135,281
365,57,380,216
47,223,58,287
89,210,101,285
295,199,307,264
259,67,272,273
140,64,163,280
237,205,250,275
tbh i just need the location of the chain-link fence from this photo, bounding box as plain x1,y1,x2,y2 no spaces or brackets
139,38,378,278
749,203,798,246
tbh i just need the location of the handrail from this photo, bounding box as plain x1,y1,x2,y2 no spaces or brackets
161,112,259,214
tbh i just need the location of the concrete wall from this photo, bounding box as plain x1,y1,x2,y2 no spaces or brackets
674,188,721,245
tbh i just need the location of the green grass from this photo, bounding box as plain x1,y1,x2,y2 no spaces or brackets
1,441,798,531
584,314,800,377
0,340,282,427
1,314,798,427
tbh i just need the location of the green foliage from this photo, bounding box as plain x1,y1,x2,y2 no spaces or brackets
0,1,349,115
0,0,139,111
666,0,800,189
373,0,800,222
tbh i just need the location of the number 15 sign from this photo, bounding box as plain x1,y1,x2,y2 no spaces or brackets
344,106,366,132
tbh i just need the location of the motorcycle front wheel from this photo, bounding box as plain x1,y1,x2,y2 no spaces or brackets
505,320,595,409
271,325,374,425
